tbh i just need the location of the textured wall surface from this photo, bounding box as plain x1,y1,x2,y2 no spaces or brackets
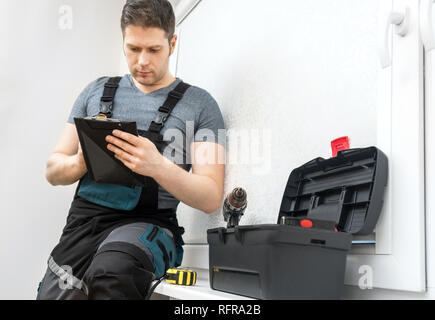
175,0,379,243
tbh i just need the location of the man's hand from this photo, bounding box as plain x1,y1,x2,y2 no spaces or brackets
105,130,165,178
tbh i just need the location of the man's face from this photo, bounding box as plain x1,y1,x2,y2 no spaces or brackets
123,25,176,86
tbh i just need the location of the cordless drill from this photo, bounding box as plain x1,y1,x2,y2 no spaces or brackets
223,188,248,228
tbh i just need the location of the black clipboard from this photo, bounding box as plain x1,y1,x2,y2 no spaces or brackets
74,117,148,188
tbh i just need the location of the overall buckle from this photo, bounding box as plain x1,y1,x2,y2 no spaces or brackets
99,100,113,117
154,111,169,125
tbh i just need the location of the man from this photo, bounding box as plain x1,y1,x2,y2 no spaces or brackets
37,0,225,300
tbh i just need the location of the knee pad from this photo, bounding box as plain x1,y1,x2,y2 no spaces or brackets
83,242,154,300
138,224,177,279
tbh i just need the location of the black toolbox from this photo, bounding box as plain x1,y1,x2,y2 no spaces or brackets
207,147,388,299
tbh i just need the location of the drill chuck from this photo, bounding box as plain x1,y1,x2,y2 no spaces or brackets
223,188,247,228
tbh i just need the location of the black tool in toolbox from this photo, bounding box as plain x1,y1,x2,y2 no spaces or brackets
207,147,388,300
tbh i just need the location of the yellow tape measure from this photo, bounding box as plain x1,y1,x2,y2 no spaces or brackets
165,268,197,286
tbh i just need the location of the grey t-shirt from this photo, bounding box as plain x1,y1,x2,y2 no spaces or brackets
68,74,226,209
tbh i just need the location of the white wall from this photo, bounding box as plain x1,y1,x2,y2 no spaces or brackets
0,0,125,299
175,0,379,241
173,0,434,299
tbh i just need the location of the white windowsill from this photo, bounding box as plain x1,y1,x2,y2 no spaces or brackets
152,268,254,300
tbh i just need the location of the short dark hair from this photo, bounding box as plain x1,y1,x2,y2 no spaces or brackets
121,0,176,42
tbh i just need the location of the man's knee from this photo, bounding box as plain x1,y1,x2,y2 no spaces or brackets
83,242,154,300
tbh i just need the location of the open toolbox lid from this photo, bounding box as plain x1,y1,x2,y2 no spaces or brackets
277,147,388,235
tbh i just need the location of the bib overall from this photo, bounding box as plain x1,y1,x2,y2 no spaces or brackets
37,77,191,300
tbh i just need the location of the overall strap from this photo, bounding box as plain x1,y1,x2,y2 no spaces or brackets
99,77,191,133
148,81,191,134
99,77,123,118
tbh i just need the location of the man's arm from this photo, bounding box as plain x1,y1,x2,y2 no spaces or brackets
45,123,88,186
153,142,225,214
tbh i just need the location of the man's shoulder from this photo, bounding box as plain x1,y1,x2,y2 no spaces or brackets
183,82,218,107
84,75,129,93
93,75,126,88
78,76,110,96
